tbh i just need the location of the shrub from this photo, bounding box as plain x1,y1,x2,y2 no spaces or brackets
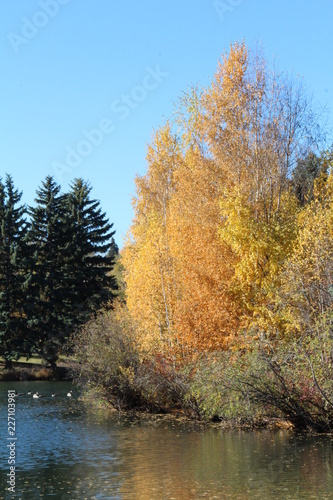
70,308,146,410
70,307,191,412
183,320,333,431
71,306,333,430
230,327,333,432
183,352,263,422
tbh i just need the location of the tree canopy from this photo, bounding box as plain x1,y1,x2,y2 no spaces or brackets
0,175,117,367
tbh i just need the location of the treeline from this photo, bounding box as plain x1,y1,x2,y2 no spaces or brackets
73,42,333,431
0,175,117,369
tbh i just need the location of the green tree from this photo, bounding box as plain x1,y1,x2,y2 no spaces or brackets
292,152,323,206
27,176,117,367
27,176,70,368
65,178,117,324
0,175,30,368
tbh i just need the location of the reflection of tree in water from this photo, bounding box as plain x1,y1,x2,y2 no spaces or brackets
116,425,333,499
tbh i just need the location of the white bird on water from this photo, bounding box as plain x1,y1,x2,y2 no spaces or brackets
32,392,43,399
67,390,72,397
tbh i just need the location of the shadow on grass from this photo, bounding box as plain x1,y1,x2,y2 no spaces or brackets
0,360,72,381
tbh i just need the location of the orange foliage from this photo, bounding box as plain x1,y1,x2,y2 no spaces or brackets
122,42,321,356
169,147,240,353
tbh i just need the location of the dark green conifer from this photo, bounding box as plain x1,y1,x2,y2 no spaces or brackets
0,175,29,368
26,176,117,367
292,152,322,205
27,176,69,368
65,178,117,325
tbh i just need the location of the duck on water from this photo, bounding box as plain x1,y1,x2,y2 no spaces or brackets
32,392,43,399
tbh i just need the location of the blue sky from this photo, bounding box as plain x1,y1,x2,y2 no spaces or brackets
1,0,332,248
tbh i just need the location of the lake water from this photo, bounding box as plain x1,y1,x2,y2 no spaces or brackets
1,381,333,499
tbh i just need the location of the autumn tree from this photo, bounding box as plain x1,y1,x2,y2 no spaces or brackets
123,126,240,354
123,42,323,358
122,124,180,354
197,42,321,335
167,145,240,353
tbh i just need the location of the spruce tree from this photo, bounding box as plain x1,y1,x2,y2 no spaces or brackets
26,176,117,366
27,176,70,368
0,175,29,368
65,178,117,325
292,153,322,206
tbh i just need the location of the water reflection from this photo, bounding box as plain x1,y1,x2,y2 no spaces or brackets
1,381,333,499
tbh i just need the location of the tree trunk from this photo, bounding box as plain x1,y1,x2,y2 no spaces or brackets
5,359,13,370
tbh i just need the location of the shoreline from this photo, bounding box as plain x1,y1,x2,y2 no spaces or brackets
81,393,297,432
2,366,331,434
79,393,333,434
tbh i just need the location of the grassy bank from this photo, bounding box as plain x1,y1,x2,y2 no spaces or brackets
0,357,72,381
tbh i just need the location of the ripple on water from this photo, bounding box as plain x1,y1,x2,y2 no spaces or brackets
1,382,333,499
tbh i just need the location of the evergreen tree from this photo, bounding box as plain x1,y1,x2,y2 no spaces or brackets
25,176,117,367
292,152,322,206
27,176,70,368
65,178,117,324
0,175,29,368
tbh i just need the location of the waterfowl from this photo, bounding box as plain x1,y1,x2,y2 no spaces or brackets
32,392,43,399
67,390,72,397
27,390,32,395
52,393,60,397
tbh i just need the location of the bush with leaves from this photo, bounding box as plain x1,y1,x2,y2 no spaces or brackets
182,318,333,431
71,307,333,430
228,325,333,432
183,351,264,423
71,307,146,410
71,306,194,412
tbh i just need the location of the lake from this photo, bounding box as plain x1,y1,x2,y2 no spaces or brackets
1,381,333,499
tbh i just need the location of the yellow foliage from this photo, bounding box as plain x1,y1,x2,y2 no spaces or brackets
278,171,333,335
122,42,321,356
168,147,240,353
219,188,299,331
122,124,180,354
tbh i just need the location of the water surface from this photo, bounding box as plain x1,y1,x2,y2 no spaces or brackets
1,381,333,499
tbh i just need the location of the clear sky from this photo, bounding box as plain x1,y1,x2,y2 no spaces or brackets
1,0,332,248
